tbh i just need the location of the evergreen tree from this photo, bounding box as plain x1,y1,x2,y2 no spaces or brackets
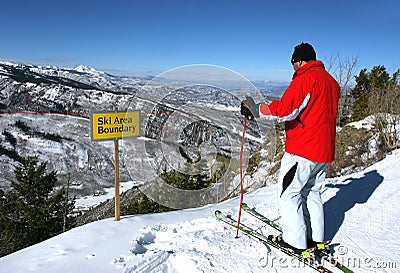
350,65,396,121
0,156,76,257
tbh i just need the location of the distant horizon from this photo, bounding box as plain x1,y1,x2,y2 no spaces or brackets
0,59,292,84
2,54,397,84
1,57,294,82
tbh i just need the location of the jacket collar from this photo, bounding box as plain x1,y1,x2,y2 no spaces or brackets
292,60,325,79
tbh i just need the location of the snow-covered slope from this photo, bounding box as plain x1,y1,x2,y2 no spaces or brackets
1,150,399,273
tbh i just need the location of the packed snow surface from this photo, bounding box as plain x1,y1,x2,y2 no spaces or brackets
1,150,400,273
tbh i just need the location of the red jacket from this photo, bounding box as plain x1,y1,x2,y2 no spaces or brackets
260,60,340,163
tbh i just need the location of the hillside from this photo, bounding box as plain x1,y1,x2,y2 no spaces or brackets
0,150,399,273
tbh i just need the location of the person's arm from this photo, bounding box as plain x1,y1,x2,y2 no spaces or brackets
259,79,310,122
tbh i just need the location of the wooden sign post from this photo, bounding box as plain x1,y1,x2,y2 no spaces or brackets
90,110,140,221
114,139,120,221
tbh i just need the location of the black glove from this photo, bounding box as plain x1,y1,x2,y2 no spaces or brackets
240,96,260,120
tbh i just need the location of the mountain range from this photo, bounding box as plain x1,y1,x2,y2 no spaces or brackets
0,61,287,208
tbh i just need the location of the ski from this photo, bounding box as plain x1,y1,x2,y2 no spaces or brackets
215,210,334,273
242,203,354,273
242,203,281,231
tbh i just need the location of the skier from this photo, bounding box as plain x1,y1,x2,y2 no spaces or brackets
240,42,340,254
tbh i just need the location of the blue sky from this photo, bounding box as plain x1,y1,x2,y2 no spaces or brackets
1,0,399,81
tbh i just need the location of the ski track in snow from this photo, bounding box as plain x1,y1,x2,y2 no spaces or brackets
119,218,268,273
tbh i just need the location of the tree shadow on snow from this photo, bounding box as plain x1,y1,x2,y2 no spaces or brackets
323,170,384,240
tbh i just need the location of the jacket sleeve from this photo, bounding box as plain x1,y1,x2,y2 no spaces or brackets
259,77,310,122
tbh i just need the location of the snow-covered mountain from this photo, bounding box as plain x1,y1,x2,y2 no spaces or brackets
252,80,288,98
0,62,146,94
0,61,277,207
0,62,147,197
0,149,399,273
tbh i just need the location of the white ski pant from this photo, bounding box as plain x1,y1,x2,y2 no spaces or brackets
278,152,326,249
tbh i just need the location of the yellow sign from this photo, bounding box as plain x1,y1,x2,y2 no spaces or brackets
91,111,140,141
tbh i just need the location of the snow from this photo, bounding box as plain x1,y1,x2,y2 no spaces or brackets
74,65,104,75
347,116,375,130
1,151,400,272
74,181,136,210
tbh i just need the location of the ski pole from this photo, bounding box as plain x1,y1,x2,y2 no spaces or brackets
236,115,247,238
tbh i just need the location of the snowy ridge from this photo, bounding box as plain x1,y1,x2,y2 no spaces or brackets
74,65,105,75
0,61,146,96
1,150,399,272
